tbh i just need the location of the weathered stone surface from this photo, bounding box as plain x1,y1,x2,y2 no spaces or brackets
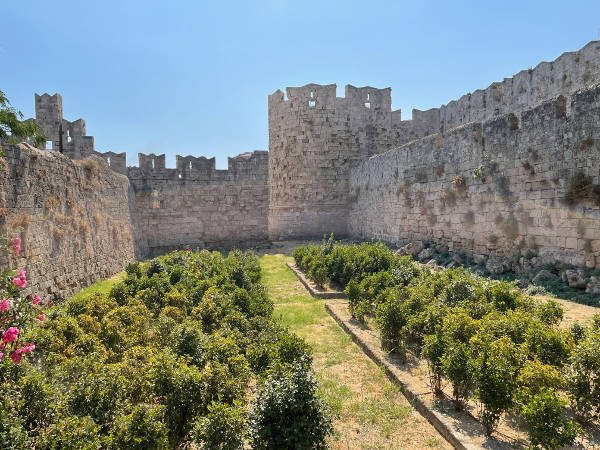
586,276,600,295
396,241,424,257
126,151,269,258
486,253,511,275
562,269,588,289
0,143,134,301
349,84,600,272
532,270,558,285
417,248,433,262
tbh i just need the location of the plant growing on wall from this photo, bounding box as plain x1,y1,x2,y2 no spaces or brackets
0,235,45,366
565,171,600,207
0,90,46,147
473,165,486,182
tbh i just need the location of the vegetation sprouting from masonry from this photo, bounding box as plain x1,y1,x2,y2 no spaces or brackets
293,238,600,448
0,249,332,449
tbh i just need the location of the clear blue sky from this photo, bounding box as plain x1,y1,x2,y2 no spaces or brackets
2,1,599,168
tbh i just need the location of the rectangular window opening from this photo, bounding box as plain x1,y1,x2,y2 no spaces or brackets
46,140,53,150
365,102,371,109
308,100,316,107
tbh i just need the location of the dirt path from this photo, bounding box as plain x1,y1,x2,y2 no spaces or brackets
260,253,452,450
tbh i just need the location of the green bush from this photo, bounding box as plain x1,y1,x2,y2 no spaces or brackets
535,298,564,326
565,329,600,420
441,340,473,409
376,288,409,355
125,261,142,278
485,280,521,311
192,401,246,450
308,256,329,287
524,321,571,367
471,336,522,435
346,271,395,321
146,259,165,277
249,357,333,449
36,415,104,450
108,404,169,450
4,249,314,447
525,284,550,296
423,327,447,396
517,359,565,397
521,388,580,449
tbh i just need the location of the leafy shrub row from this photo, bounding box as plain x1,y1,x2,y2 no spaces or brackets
294,241,599,448
1,249,331,449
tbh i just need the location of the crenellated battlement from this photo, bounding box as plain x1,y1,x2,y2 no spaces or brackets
269,83,393,113
125,150,268,184
96,151,127,175
176,155,216,174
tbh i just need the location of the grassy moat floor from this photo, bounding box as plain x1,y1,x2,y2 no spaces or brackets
260,253,450,449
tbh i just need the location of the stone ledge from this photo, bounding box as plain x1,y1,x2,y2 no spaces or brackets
324,301,513,450
285,262,346,299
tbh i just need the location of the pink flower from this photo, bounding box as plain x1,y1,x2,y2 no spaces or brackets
12,270,27,288
37,314,45,322
189,247,193,252
33,296,41,305
10,350,22,364
2,327,19,344
20,343,35,353
13,237,21,256
0,299,9,312
0,352,3,359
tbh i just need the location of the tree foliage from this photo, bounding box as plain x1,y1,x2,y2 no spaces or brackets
0,90,46,147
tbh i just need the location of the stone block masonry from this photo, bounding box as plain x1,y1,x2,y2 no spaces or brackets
348,85,600,270
128,150,269,258
0,143,135,300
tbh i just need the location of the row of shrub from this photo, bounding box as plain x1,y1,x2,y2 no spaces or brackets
1,249,332,449
294,239,599,448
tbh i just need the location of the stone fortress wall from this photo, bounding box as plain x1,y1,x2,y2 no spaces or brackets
343,40,600,271
349,88,600,271
268,84,395,239
267,40,600,245
25,93,270,260
0,143,135,300
3,39,600,300
127,150,269,258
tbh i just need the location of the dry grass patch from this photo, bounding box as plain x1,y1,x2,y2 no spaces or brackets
259,254,451,449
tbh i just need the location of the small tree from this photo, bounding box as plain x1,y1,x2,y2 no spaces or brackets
565,329,600,421
521,388,580,449
441,340,473,409
471,336,522,435
192,401,246,450
423,327,447,397
249,357,333,449
0,90,46,147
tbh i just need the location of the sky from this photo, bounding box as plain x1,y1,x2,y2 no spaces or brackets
2,1,600,168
